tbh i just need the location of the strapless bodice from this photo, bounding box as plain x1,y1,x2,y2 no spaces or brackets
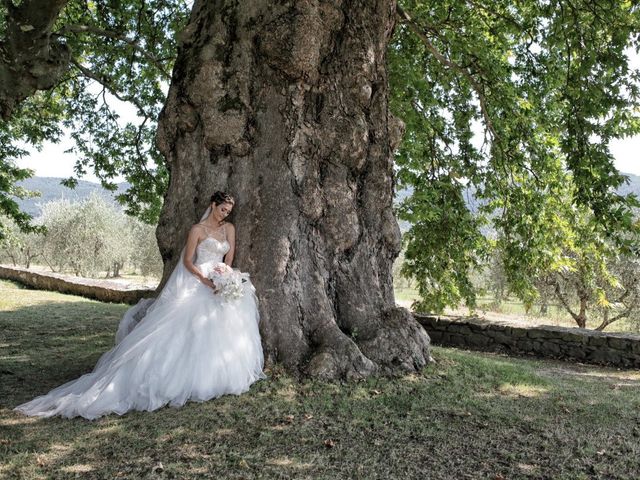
195,237,230,268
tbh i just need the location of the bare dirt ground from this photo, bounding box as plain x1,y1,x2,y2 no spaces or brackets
443,305,556,327
396,299,541,326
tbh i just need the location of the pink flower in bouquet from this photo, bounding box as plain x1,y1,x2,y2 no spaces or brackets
213,263,232,275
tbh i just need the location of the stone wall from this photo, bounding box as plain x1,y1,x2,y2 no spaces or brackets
0,266,154,304
415,314,640,368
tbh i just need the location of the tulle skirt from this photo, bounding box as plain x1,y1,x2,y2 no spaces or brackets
14,275,266,420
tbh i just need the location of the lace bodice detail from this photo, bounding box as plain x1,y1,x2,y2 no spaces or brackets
195,237,230,267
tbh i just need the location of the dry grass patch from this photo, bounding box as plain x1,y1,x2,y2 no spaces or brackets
1,280,639,479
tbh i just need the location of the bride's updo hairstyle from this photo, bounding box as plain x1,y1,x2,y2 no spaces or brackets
211,191,235,206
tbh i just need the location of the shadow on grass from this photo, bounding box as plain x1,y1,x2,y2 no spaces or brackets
1,297,127,402
1,295,640,479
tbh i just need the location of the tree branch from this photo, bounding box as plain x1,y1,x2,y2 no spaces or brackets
71,59,162,190
133,116,164,189
596,303,635,331
396,4,497,141
70,58,148,116
0,0,71,119
552,277,581,323
58,24,170,79
464,0,525,31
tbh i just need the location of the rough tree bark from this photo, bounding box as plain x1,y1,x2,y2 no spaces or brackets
0,0,70,119
156,0,431,379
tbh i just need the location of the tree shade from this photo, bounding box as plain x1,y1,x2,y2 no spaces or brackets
1,0,640,337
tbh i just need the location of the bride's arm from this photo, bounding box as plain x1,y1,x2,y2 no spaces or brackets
183,226,214,287
224,223,236,266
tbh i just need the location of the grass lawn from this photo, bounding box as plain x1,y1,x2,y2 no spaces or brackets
1,279,640,479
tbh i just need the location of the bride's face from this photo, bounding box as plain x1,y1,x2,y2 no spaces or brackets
213,202,233,220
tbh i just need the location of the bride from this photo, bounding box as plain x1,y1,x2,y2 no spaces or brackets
15,191,266,420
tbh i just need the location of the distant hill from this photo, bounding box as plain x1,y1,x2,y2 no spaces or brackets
396,172,640,207
617,172,640,198
14,171,640,220
15,177,130,217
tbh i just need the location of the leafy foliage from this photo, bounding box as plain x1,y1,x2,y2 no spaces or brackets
0,89,65,238
36,194,135,276
0,214,42,268
390,0,640,312
530,201,640,330
128,217,164,278
2,0,640,322
0,0,190,232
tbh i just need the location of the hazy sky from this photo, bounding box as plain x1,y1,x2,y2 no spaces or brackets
611,136,640,176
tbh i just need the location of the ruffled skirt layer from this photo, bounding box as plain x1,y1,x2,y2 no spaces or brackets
15,277,265,420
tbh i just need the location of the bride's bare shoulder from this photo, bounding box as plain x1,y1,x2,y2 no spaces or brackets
189,223,207,237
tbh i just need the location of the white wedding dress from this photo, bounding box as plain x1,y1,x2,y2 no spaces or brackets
14,229,266,420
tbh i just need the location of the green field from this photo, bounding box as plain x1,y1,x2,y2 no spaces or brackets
394,286,640,334
1,279,639,479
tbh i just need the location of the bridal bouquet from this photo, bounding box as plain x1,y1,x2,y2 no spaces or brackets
208,263,249,300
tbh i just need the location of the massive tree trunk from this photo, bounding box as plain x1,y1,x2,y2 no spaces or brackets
156,0,431,379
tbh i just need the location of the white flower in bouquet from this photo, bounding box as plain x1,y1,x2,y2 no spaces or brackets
208,263,249,300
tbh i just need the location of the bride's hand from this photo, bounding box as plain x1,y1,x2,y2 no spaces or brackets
207,279,221,293
199,277,216,290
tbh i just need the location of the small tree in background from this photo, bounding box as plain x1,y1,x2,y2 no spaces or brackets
0,215,42,268
128,217,163,280
503,194,640,331
38,194,134,277
91,200,134,278
38,199,75,272
588,254,640,331
536,250,640,331
485,246,508,309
